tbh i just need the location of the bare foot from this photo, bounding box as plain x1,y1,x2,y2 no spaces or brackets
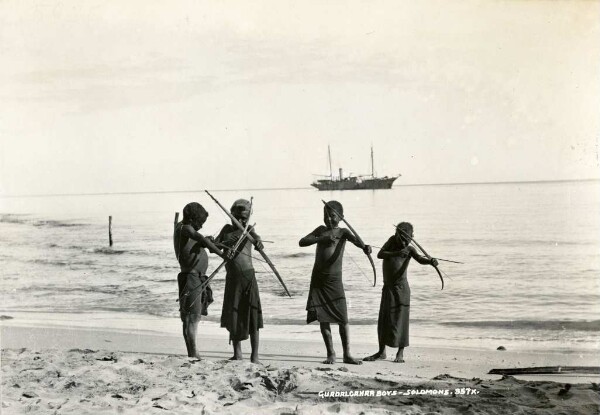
394,349,404,363
322,354,336,364
393,357,405,363
343,356,363,365
363,351,386,362
228,356,243,361
250,358,261,364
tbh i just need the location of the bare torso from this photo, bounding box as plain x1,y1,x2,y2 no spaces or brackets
174,223,209,275
218,225,254,272
312,226,347,274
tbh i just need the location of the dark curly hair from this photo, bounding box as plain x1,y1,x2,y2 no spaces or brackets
396,222,413,234
182,202,208,229
324,200,343,217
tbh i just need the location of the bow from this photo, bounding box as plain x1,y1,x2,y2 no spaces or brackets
205,190,292,297
398,229,444,290
188,224,254,308
321,200,376,287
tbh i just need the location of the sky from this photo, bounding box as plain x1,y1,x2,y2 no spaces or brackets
1,0,599,196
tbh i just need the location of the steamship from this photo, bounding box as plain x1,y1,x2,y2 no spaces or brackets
311,146,400,191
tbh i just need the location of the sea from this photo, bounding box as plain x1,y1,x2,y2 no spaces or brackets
1,181,599,353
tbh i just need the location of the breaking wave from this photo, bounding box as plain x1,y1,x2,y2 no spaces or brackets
440,320,600,332
91,247,127,255
0,214,87,228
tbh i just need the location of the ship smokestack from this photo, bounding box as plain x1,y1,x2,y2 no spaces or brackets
339,168,343,180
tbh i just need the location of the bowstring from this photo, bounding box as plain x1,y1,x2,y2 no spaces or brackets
241,196,277,283
251,240,283,292
195,216,256,297
373,239,454,281
440,268,453,281
347,250,373,286
206,196,238,276
255,249,272,276
324,203,373,287
209,195,280,287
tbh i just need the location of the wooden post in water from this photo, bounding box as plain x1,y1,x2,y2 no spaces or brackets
108,216,113,247
174,212,179,227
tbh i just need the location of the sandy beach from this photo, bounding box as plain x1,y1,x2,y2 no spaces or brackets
2,316,599,414
2,0,599,412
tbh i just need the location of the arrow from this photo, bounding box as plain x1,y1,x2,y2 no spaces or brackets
205,190,292,297
397,228,444,290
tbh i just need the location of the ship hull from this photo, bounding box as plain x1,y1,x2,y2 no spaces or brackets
311,177,398,191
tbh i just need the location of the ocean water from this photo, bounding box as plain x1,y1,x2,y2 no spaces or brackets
1,181,599,352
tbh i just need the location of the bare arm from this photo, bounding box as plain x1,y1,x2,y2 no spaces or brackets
408,246,437,266
377,238,405,259
343,228,372,254
214,226,224,244
214,224,242,248
299,226,330,247
182,225,228,259
249,226,264,251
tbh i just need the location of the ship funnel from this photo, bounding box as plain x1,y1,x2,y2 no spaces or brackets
339,168,343,180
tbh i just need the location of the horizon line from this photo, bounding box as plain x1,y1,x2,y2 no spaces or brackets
1,178,598,199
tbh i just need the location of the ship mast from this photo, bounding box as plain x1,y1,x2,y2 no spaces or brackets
328,145,333,181
371,145,375,178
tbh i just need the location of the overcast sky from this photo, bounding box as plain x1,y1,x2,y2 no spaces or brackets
1,0,598,196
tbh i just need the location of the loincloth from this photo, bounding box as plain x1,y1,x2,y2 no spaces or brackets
306,269,348,324
377,281,411,347
178,272,213,320
221,266,263,341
